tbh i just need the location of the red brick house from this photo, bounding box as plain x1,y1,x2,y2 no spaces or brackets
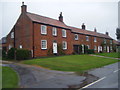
5,3,113,58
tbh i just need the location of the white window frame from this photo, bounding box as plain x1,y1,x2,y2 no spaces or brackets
11,32,14,38
41,40,47,49
87,45,90,49
62,41,67,50
86,36,89,41
94,46,97,50
104,46,106,51
110,46,112,51
52,27,57,36
94,37,97,42
62,29,67,37
104,39,106,44
19,45,22,49
110,40,112,44
41,25,47,35
75,34,78,40
9,44,12,50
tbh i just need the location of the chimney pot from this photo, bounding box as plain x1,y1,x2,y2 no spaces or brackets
82,23,86,30
59,12,63,22
106,32,109,36
94,27,97,32
21,2,27,13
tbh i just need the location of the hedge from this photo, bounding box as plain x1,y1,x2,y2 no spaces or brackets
16,49,31,60
87,49,95,54
7,48,17,59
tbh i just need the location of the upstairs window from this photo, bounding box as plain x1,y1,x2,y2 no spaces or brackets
41,40,47,49
62,41,67,50
110,40,112,44
94,37,97,42
86,36,89,41
52,27,57,36
11,32,14,38
104,39,106,44
62,29,67,37
41,25,47,35
74,34,78,40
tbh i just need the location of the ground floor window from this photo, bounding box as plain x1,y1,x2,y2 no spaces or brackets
62,41,67,50
41,40,47,49
94,46,97,50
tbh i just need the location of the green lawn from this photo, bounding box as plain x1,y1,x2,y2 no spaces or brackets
95,52,120,58
22,55,118,72
2,66,19,88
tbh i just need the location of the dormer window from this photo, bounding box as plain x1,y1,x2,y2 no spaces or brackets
62,29,66,37
74,34,78,40
86,36,89,41
52,27,57,36
11,32,14,38
41,25,47,35
94,37,97,42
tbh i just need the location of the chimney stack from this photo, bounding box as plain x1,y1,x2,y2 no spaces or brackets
106,32,109,36
59,12,63,22
21,2,27,13
94,27,97,32
82,23,86,30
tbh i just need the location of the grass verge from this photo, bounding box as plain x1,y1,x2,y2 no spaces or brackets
21,55,118,72
95,52,120,58
2,66,19,88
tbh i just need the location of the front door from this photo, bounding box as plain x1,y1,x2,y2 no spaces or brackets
73,45,80,54
107,46,109,52
53,42,57,54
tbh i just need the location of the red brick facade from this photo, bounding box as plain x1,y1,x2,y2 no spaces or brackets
5,3,113,57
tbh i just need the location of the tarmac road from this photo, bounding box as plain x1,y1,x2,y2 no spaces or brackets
82,62,120,89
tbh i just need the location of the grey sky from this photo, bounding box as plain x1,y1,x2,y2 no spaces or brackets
0,0,119,40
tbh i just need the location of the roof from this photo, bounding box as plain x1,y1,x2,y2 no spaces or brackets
68,26,113,39
27,12,70,29
26,12,113,39
113,40,120,45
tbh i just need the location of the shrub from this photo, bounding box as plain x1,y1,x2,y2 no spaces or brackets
57,44,65,55
79,45,82,54
7,48,17,59
2,50,7,59
87,49,95,54
47,47,54,56
16,49,31,60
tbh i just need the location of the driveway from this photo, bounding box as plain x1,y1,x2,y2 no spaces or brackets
5,62,86,88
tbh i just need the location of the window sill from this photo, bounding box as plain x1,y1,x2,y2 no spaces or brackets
41,48,47,50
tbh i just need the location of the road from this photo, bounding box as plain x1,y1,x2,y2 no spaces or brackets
82,62,120,89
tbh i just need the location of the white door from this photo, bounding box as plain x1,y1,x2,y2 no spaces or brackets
53,42,57,54
107,46,109,52
82,44,84,54
98,46,100,52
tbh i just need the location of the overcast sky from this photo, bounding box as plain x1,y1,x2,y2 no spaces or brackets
0,0,119,40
